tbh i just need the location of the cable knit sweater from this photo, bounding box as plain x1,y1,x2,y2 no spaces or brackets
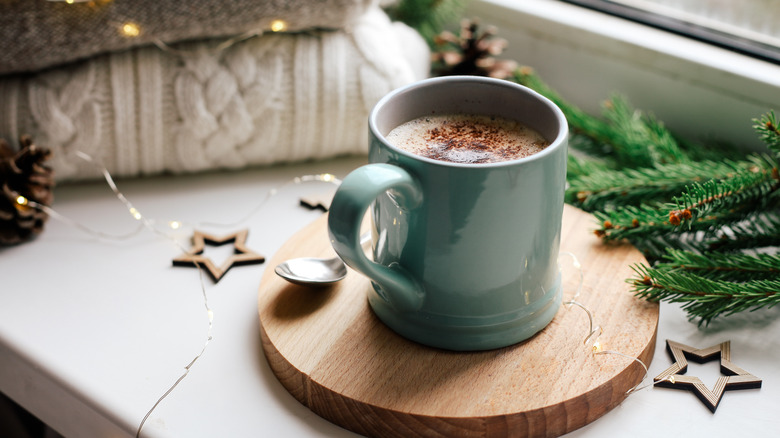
0,8,429,181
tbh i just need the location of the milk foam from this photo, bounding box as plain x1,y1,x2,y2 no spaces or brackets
386,114,549,164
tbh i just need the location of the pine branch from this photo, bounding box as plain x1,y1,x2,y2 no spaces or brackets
630,264,780,325
512,69,616,149
513,69,693,167
677,136,743,162
669,154,780,229
593,201,750,241
385,0,467,46
754,110,780,156
566,153,612,179
706,210,780,252
568,158,753,211
601,96,689,166
568,132,617,160
655,248,780,282
630,231,710,262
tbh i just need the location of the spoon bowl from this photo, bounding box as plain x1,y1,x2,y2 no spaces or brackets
274,256,348,287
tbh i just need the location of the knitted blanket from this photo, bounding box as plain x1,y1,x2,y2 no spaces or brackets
0,8,429,181
0,0,381,75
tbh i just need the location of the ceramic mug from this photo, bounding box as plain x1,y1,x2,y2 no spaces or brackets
327,76,568,351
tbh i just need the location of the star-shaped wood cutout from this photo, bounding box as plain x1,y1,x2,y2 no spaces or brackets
300,189,335,212
654,340,761,412
172,229,265,282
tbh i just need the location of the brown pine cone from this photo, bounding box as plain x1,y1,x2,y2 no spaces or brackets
432,19,518,80
0,135,55,245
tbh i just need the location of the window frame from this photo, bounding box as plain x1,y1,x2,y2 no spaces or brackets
559,0,780,64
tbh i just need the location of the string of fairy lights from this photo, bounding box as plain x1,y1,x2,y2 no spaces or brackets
44,0,290,49
15,152,341,438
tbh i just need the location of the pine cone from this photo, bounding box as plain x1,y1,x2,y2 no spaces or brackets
0,135,55,245
432,19,518,79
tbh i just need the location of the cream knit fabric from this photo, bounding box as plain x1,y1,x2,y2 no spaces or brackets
0,8,428,181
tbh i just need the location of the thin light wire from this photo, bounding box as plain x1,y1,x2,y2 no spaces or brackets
559,251,583,306
151,29,262,58
199,174,341,228
560,252,652,395
28,201,147,240
135,262,213,438
18,152,340,437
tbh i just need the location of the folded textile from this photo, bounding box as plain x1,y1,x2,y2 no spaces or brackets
0,0,382,75
0,8,429,181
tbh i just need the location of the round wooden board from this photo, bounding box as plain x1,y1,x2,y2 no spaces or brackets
258,205,658,437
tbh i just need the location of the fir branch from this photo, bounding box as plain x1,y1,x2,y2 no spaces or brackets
385,0,467,46
670,155,780,228
566,153,612,179
568,158,751,211
568,132,617,160
630,231,709,262
512,68,616,147
707,210,780,252
594,203,671,240
754,110,780,156
593,201,750,241
676,136,743,162
514,69,689,167
601,96,688,166
655,249,780,282
630,264,780,324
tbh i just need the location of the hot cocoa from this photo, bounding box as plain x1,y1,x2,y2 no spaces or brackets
386,114,549,164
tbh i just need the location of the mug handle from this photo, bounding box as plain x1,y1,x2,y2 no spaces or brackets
328,163,425,312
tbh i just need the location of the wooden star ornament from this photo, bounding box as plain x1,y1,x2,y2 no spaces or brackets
299,189,335,212
654,340,761,412
172,229,265,282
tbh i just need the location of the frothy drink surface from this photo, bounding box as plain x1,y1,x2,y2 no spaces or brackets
386,114,550,164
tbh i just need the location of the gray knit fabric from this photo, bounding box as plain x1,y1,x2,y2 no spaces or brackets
0,8,429,181
0,0,380,75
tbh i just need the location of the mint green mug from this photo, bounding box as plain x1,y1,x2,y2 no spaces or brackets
328,76,568,351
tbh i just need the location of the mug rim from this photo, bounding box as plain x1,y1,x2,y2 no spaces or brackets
368,75,568,169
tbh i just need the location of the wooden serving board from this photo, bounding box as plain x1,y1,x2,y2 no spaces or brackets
258,205,658,437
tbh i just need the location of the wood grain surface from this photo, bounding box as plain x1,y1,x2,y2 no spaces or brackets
258,204,659,437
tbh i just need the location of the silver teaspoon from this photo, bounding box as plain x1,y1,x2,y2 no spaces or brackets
274,256,348,287
274,232,370,287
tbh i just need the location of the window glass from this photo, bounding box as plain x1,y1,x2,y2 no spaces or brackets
560,0,780,63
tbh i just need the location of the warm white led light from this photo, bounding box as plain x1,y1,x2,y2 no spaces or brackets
270,19,287,32
129,207,142,220
121,22,141,37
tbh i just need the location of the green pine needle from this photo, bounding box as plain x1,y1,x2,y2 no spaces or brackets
656,249,780,281
630,264,780,325
384,0,467,46
707,210,780,252
754,110,780,157
593,201,751,241
566,153,612,179
601,95,689,166
512,69,616,148
568,158,753,211
671,155,780,229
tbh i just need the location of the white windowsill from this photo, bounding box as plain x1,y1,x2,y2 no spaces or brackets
468,0,780,151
